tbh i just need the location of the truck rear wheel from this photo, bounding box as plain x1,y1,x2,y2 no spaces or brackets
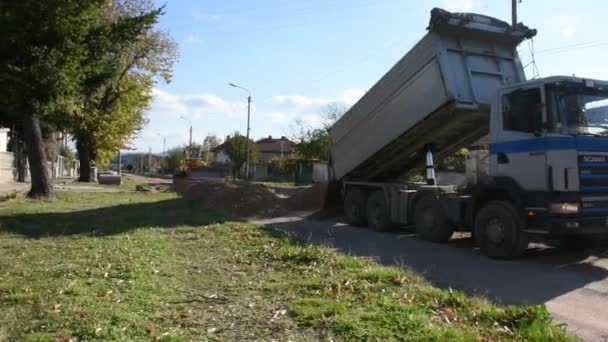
344,189,367,226
474,201,528,259
414,196,454,242
366,191,394,231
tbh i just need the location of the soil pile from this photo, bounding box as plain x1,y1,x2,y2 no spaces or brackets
178,180,331,218
182,180,287,217
136,183,172,193
286,183,328,211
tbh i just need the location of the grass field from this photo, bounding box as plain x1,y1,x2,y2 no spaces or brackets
0,187,573,341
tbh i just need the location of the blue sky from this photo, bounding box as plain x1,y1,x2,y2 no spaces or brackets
134,0,608,152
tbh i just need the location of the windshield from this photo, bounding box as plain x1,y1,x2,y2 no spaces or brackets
547,84,608,136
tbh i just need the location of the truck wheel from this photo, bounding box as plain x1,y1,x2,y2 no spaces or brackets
366,191,394,232
474,201,528,259
414,196,454,242
344,189,367,226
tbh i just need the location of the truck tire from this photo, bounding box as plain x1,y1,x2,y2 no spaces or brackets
474,201,528,259
414,196,454,242
344,189,367,226
366,191,394,232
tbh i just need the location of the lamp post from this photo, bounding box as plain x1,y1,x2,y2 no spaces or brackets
156,133,167,173
180,114,193,146
229,83,252,179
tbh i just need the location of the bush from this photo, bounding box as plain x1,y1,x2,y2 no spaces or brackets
268,157,297,180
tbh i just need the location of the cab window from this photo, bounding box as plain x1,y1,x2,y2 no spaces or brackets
502,88,542,133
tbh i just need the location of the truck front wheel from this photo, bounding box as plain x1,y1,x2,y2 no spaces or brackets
344,189,367,226
366,191,394,231
414,196,454,242
474,201,528,259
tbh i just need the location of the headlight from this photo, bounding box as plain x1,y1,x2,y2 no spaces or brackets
549,203,580,214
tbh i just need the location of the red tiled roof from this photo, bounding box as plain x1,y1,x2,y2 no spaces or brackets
212,136,296,154
256,139,294,153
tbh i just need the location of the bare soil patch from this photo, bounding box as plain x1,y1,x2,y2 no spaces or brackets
179,180,327,217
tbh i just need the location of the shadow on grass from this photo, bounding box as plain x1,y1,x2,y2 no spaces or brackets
0,199,231,238
264,217,608,307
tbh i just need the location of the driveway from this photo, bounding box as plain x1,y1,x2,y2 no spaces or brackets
257,215,608,342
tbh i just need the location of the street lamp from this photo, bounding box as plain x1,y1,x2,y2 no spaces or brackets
156,133,167,174
179,114,193,146
229,83,252,179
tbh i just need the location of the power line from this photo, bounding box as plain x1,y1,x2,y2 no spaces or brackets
535,41,608,57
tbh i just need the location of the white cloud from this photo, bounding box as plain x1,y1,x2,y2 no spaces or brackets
301,114,323,123
191,11,221,22
266,111,288,123
182,34,202,45
444,0,482,12
272,89,365,114
269,89,365,127
551,14,580,40
562,27,576,39
149,88,247,120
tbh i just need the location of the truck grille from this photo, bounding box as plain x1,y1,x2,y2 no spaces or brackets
579,154,608,215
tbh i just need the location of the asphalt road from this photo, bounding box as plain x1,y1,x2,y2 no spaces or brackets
257,215,608,342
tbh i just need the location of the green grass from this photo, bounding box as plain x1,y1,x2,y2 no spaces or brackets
0,190,575,341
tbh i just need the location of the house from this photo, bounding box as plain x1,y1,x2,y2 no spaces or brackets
253,136,295,180
211,140,231,165
211,135,296,179
212,135,295,165
255,136,295,162
0,126,14,183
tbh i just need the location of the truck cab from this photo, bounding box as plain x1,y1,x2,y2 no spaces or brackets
473,77,608,253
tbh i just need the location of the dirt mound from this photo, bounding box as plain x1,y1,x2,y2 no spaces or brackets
179,180,332,218
286,183,328,211
136,183,172,193
183,180,287,217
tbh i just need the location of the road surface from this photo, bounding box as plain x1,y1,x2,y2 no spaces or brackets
257,215,608,341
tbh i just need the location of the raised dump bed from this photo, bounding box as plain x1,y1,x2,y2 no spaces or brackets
329,8,536,181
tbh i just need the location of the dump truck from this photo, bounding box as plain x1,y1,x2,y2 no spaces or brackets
329,8,608,258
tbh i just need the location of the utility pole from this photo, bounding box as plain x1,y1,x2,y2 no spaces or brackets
162,137,166,173
180,115,193,147
245,95,251,179
229,83,253,180
512,0,520,26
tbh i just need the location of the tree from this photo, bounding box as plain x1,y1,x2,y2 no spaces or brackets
224,133,258,180
73,0,177,181
291,103,346,160
322,102,347,129
0,0,107,198
203,135,221,151
202,135,221,163
165,147,186,174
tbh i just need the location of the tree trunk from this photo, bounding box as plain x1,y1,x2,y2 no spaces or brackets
22,114,54,199
77,138,92,182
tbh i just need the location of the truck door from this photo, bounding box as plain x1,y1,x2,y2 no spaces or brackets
492,86,548,191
